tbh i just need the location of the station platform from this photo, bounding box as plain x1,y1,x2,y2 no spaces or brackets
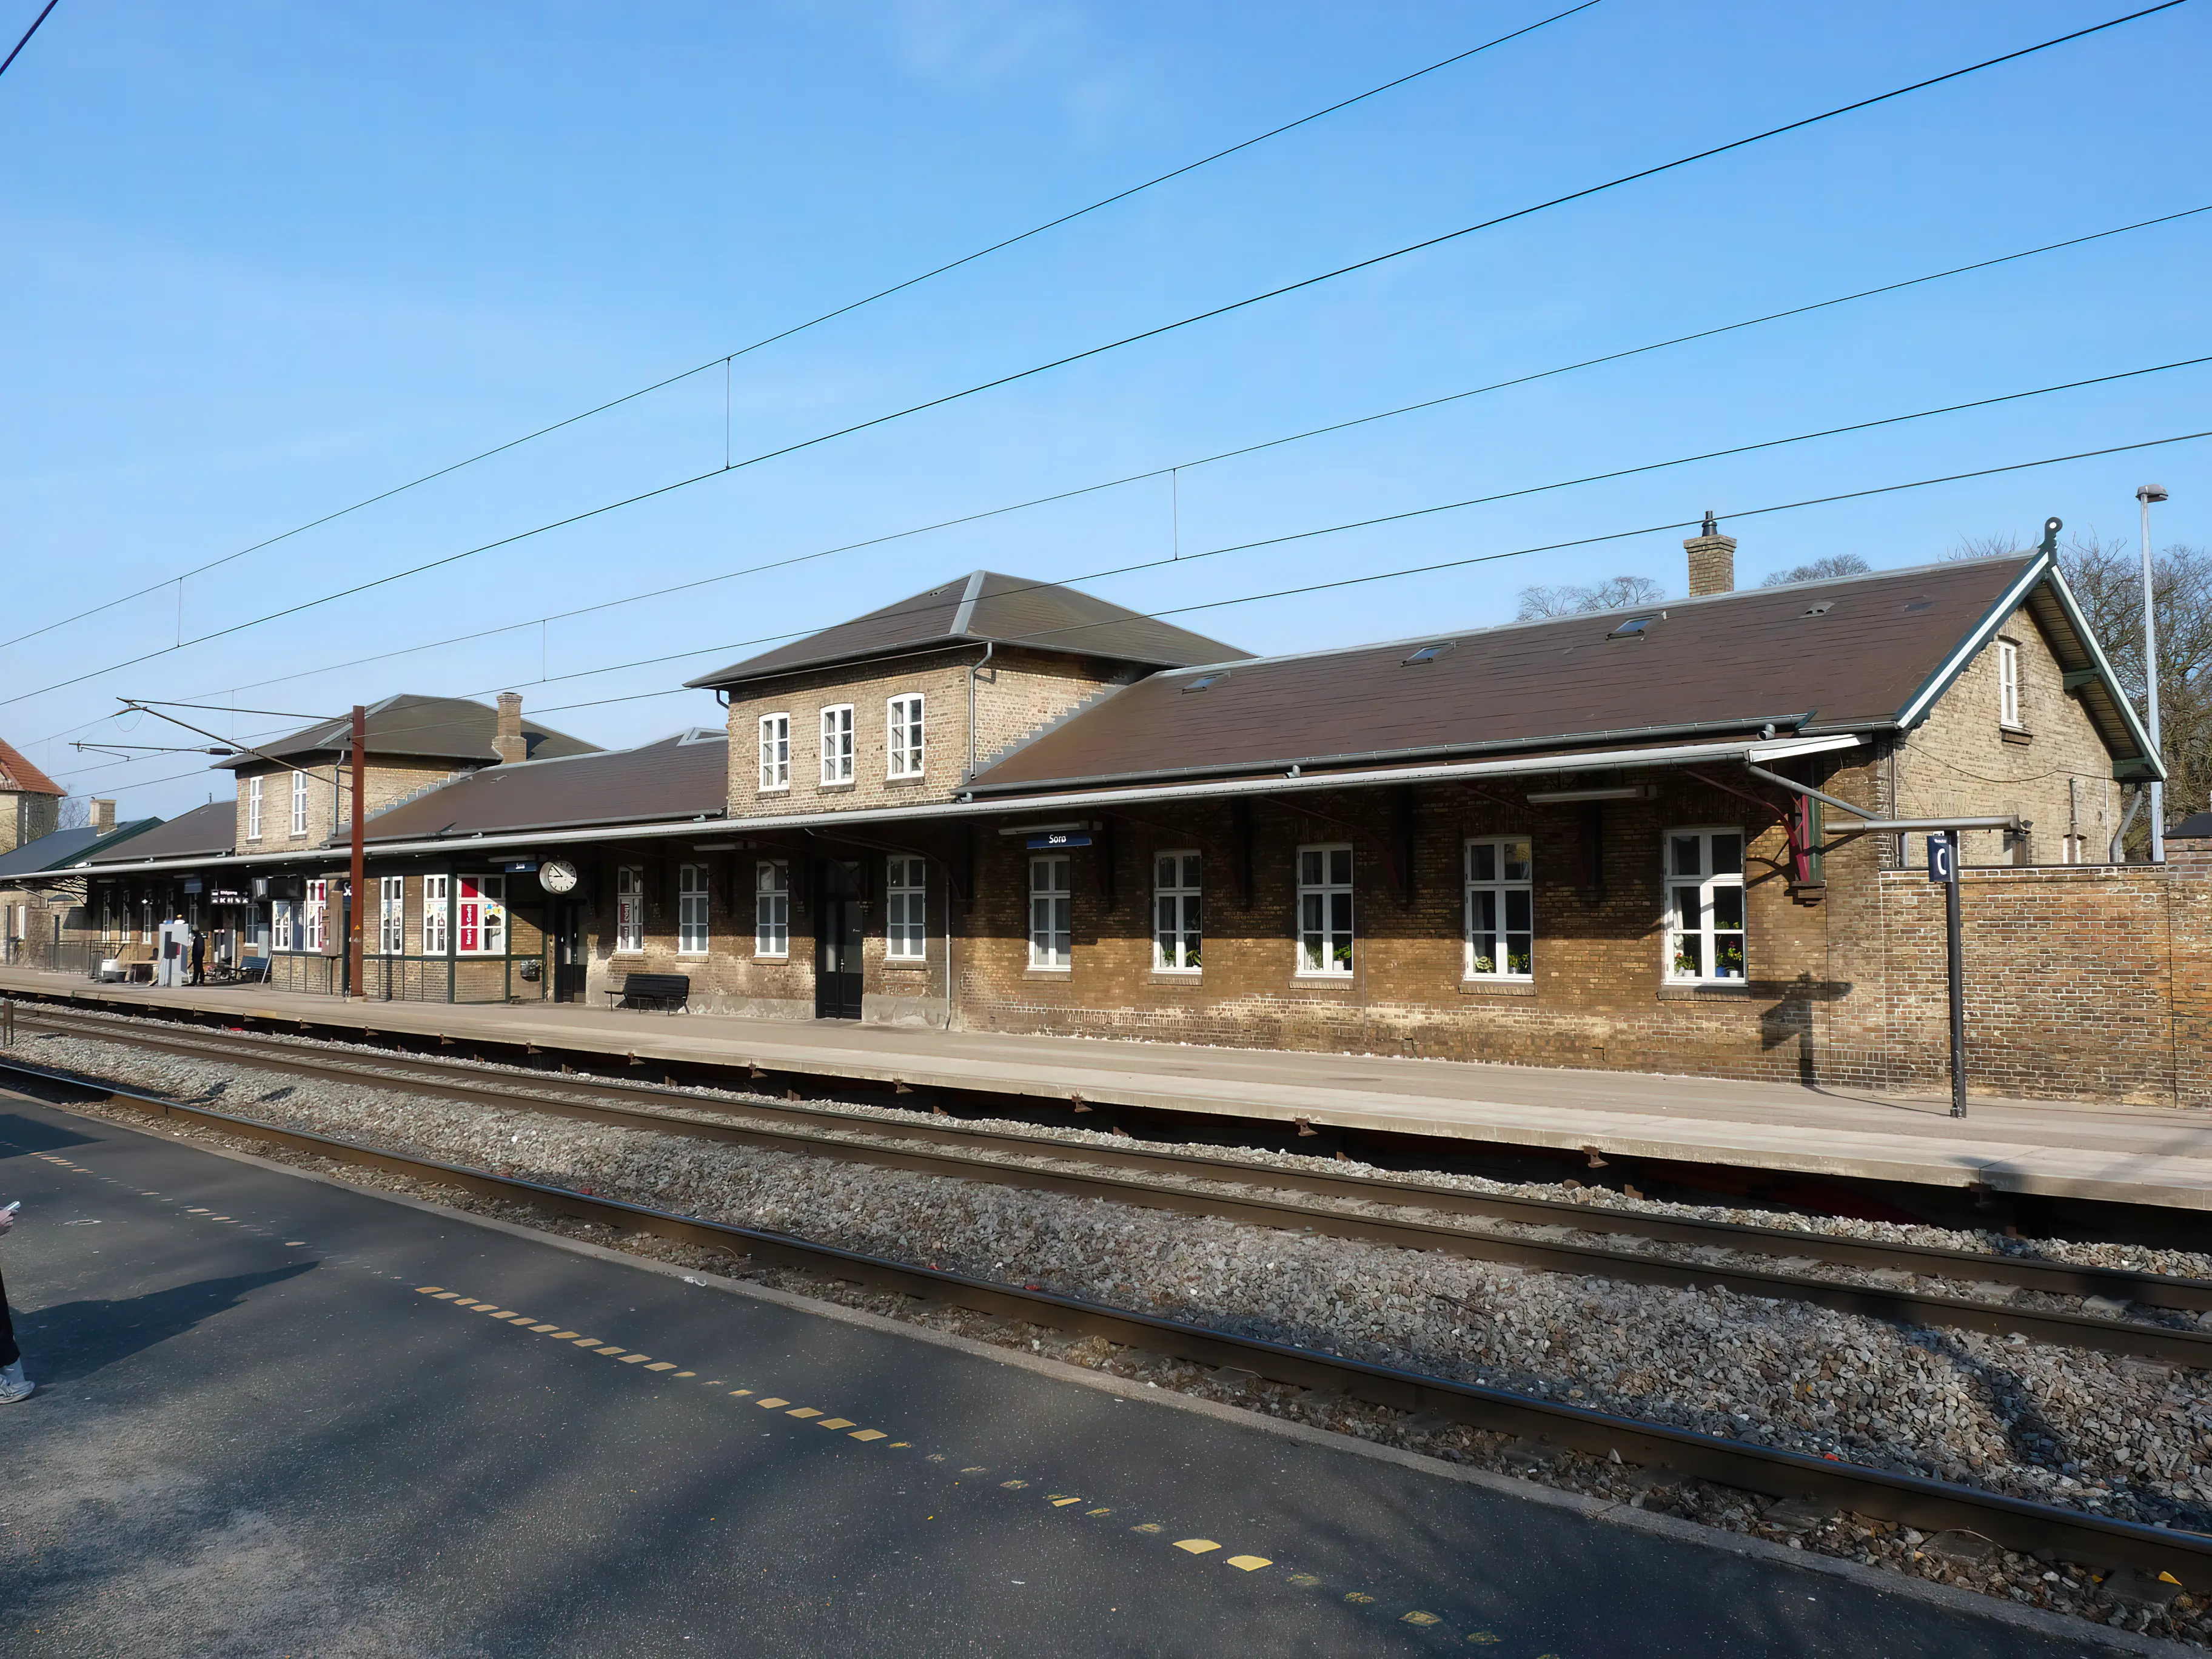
6,964,2212,1213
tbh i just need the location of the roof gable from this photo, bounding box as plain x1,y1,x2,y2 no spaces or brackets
684,570,1250,689
218,694,601,770
0,735,63,796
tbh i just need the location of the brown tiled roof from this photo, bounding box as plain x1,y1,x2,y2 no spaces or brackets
80,801,238,865
0,736,63,796
363,729,728,842
971,555,2150,794
216,694,600,771
683,571,1250,689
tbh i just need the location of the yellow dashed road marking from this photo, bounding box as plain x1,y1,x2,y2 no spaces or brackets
434,1293,462,1301
1000,1480,1028,1490
756,1397,790,1409
786,1407,821,1419
1048,1497,1082,1507
1085,1508,1112,1517
816,1418,854,1430
1174,1540,1220,1555
848,1430,886,1442
1285,1574,1321,1587
646,1362,678,1372
619,1354,652,1365
1401,1611,1441,1626
674,1372,695,1379
1226,1555,1272,1572
728,1389,754,1398
1131,1524,1163,1535
1344,1592,1376,1605
530,1324,563,1333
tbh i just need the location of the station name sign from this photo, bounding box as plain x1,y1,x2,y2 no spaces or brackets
1027,832,1091,849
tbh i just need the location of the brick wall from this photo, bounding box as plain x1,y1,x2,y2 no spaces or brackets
235,759,464,851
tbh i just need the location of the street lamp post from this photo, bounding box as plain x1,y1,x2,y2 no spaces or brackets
2137,484,2170,862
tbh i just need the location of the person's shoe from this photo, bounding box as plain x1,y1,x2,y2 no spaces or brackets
0,1359,33,1403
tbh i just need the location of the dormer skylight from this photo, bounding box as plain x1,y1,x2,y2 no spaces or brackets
1183,672,1228,693
1608,616,1655,639
1401,642,1454,665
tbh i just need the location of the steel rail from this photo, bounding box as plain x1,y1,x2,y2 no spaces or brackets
4,1048,2208,1590
15,1004,2212,1363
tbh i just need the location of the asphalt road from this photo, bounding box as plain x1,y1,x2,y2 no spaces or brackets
0,1087,2117,1658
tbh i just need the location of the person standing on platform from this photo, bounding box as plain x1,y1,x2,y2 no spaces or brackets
0,1199,28,1403
189,925,206,987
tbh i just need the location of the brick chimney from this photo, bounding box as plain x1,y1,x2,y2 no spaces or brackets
491,692,527,765
1684,509,1737,597
92,798,115,833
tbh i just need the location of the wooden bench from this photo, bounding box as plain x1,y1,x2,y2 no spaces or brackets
606,971,690,1013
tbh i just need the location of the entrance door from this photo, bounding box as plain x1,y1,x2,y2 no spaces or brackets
814,859,864,1020
552,903,588,1002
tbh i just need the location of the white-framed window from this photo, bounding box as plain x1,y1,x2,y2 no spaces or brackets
290,769,309,836
303,879,329,953
1153,850,1202,971
820,705,854,786
246,776,263,840
378,876,406,955
1465,837,1533,979
1998,639,2022,728
456,875,505,956
1665,828,1746,982
422,874,449,956
754,859,789,957
1297,845,1354,977
140,896,152,943
756,858,791,960
886,856,927,960
678,863,710,956
887,693,924,777
758,712,791,791
615,866,644,954
1028,854,1071,969
272,899,295,952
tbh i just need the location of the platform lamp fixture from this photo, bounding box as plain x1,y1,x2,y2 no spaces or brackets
2137,484,2170,862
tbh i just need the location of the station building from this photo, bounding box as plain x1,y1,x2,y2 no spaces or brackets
6,529,2189,1102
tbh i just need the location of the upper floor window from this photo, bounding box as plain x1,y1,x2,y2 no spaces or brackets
422,874,449,956
886,856,927,960
888,694,925,777
820,705,854,785
677,863,709,956
615,865,644,953
289,769,309,836
1465,838,1532,978
1297,845,1353,977
246,776,263,840
457,875,506,956
755,860,788,957
1998,639,2022,728
1153,851,1202,972
758,713,791,791
378,876,406,956
1029,854,1071,969
1666,828,1744,982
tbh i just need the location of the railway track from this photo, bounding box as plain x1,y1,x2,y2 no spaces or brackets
13,1002,2212,1366
3,1047,2208,1593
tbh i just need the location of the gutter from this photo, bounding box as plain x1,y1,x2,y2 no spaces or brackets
10,732,1865,882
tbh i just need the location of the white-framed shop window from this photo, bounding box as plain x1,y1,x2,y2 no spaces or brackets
246,776,263,840
886,856,927,960
758,713,791,791
1153,850,1202,971
272,899,295,952
1464,837,1533,979
1665,828,1746,982
303,879,329,953
422,874,449,956
677,863,709,956
456,874,505,956
615,865,644,954
754,859,789,957
1296,845,1354,977
820,705,854,785
378,876,406,955
887,693,924,777
290,769,309,836
1998,638,2022,728
1028,854,1071,969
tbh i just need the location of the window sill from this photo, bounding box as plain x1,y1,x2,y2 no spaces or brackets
1658,981,1752,999
1458,977,1537,996
882,958,930,971
756,786,791,796
1025,966,1072,977
2000,726,2034,746
1148,971,1204,987
885,773,928,786
1290,973,1357,987
817,780,855,792
752,952,788,962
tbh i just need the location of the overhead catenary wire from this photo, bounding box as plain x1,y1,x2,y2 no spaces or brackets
0,0,58,81
0,2,1603,657
4,1,2182,715
93,202,2209,720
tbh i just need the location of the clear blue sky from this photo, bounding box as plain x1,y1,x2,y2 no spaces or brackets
2,0,2205,820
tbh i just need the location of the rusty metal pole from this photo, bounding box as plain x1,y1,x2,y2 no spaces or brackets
347,704,366,999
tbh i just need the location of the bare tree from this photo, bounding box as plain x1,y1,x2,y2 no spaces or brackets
1759,552,1871,586
1946,531,2025,561
1516,574,1665,620
56,796,90,831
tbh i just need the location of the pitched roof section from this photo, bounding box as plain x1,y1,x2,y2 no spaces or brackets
362,728,728,843
0,819,164,879
0,736,64,796
216,695,600,770
80,801,238,865
972,555,2152,795
683,570,1250,689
